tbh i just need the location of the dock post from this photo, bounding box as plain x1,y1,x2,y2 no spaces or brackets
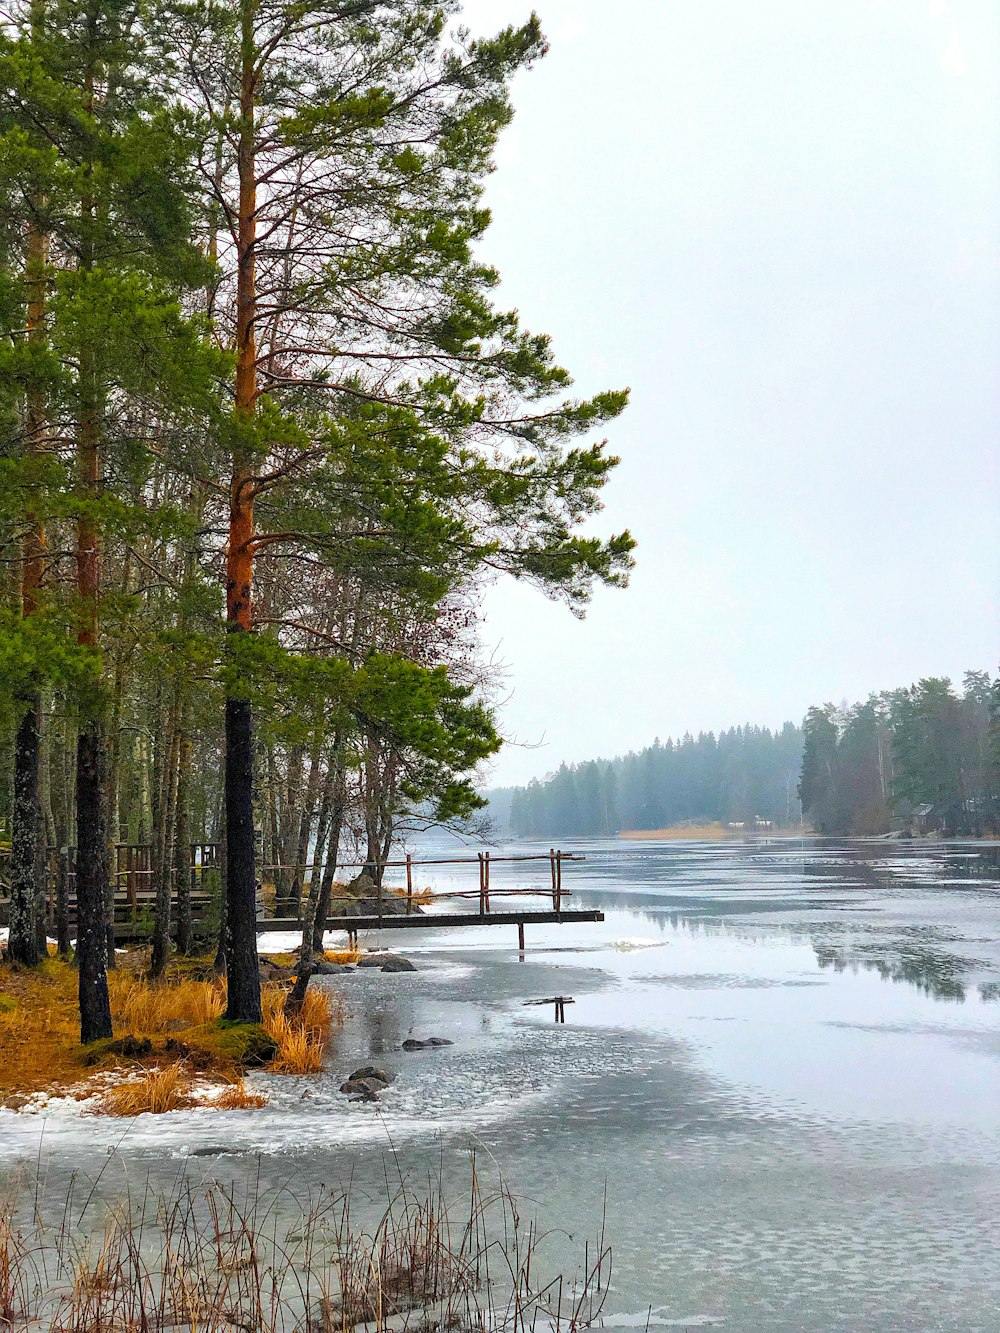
550,847,557,908
556,849,563,913
484,850,491,912
478,853,485,914
518,921,525,953
406,853,413,913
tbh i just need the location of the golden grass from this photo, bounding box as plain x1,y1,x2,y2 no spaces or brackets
261,983,335,1074
0,960,85,1097
0,955,343,1105
266,1017,325,1075
108,971,225,1032
214,1078,268,1110
99,1064,192,1116
324,947,362,965
390,885,434,905
619,822,735,841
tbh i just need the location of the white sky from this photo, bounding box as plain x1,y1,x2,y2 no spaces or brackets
465,0,1000,786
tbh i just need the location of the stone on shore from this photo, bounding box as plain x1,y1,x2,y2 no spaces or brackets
347,1066,393,1086
380,955,416,973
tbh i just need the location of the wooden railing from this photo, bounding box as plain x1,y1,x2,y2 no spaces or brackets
0,846,583,927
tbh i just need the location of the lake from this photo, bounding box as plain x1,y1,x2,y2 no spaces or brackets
3,837,1000,1331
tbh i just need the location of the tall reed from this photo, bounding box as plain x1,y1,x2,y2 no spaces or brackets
0,1158,611,1333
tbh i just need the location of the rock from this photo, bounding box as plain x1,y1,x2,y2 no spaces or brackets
347,1066,393,1086
380,956,416,973
84,1034,154,1065
259,958,294,980
339,1078,382,1101
163,1018,189,1034
344,872,420,918
356,952,392,968
401,1037,454,1052
313,961,354,975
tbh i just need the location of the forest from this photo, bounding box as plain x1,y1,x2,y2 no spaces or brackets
798,671,1000,837
0,0,634,1043
497,669,1000,839
500,722,805,837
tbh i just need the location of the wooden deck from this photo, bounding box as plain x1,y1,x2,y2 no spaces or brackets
264,909,605,932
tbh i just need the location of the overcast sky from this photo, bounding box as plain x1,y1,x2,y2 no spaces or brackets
465,0,1000,787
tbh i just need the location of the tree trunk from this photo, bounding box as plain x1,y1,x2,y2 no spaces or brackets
150,692,180,977
9,702,42,966
277,742,304,915
310,750,346,957
76,723,112,1042
174,726,193,954
10,62,49,966
225,697,260,1020
291,740,321,922
223,2,262,1023
74,50,112,1040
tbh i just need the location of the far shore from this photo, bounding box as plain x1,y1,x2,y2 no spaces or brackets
619,823,753,841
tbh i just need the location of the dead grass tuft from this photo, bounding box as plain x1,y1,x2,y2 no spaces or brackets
99,1064,192,1116
262,985,334,1074
266,1016,325,1074
214,1078,268,1110
0,956,343,1104
108,971,225,1032
324,947,362,964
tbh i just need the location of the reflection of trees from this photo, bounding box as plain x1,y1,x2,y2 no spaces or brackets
814,942,972,1002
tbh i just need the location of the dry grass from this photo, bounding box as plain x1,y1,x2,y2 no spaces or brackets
0,955,342,1106
266,1016,325,1074
213,1078,268,1110
107,971,225,1032
0,1160,612,1333
262,984,334,1074
99,1064,192,1116
619,822,735,841
324,946,362,964
0,960,85,1098
390,884,435,905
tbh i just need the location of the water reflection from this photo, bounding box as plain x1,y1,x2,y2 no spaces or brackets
814,941,972,1001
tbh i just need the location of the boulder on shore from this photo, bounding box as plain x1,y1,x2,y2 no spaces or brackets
356,952,392,968
400,1037,454,1051
346,1065,393,1086
380,955,416,973
339,1077,383,1101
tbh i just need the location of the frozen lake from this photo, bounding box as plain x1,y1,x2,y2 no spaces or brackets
3,837,1000,1331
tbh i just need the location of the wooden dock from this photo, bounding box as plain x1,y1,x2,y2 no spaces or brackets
2,846,601,950
266,909,603,932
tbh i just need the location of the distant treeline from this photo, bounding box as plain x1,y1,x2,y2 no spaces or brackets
799,671,999,837
490,669,1000,840
495,723,804,838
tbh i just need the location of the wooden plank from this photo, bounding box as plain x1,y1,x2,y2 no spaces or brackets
261,909,604,932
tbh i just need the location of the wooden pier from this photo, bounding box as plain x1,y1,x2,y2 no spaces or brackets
1,847,603,949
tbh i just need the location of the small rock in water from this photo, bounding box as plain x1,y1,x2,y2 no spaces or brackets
401,1037,454,1051
380,955,416,973
356,952,392,968
347,1066,393,1086
339,1078,382,1101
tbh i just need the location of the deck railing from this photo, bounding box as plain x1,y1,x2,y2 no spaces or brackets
0,846,583,927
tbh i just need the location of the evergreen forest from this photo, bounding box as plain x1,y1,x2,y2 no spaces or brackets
501,722,805,837
0,0,633,1041
498,670,1000,839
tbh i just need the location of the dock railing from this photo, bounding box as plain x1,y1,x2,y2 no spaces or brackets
0,846,585,931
